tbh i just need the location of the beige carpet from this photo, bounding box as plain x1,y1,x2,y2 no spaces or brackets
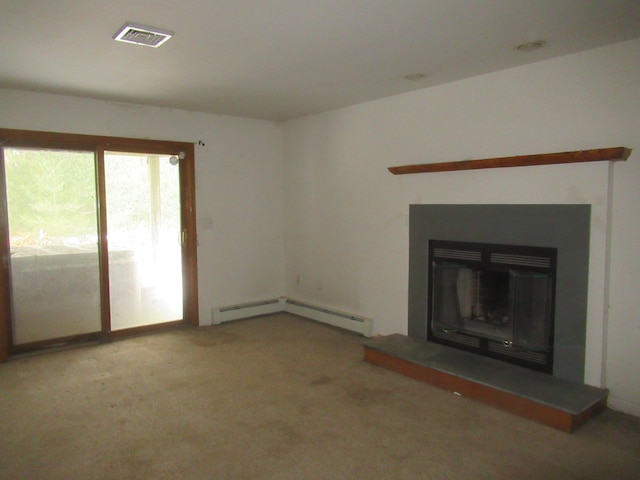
0,313,638,480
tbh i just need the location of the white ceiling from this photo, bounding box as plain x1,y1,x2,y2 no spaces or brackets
1,0,639,121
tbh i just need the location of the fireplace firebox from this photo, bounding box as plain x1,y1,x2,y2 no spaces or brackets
428,240,557,373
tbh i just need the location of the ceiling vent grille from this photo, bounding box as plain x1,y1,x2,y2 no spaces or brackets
113,23,174,48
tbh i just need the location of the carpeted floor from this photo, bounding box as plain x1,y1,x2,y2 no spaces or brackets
0,313,638,479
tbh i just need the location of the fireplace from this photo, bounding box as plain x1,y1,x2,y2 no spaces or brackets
364,204,606,431
428,240,556,373
408,204,591,383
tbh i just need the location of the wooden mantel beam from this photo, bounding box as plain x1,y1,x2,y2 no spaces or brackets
388,147,632,175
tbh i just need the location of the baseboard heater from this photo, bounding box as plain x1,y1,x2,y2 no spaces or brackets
211,298,285,324
211,297,373,337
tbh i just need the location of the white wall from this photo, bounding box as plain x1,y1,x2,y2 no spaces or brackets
0,88,285,325
283,39,640,416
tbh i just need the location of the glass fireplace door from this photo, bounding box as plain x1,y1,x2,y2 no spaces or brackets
510,270,553,352
428,239,556,372
431,263,513,342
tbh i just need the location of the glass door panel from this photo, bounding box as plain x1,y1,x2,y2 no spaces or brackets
510,270,553,351
104,152,183,330
3,148,101,344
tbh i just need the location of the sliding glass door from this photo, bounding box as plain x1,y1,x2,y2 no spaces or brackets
0,128,198,358
104,152,183,330
3,147,102,344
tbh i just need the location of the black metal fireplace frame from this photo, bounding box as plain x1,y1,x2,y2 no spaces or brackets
427,239,557,373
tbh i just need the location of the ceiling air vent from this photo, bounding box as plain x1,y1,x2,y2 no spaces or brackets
113,23,174,48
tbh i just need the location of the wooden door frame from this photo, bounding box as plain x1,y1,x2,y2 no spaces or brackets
0,144,13,361
0,128,199,360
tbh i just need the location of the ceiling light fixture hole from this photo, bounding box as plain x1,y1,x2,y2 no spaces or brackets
404,73,427,81
515,40,546,52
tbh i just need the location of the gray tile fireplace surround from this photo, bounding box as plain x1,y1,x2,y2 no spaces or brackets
408,204,591,384
367,205,605,431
